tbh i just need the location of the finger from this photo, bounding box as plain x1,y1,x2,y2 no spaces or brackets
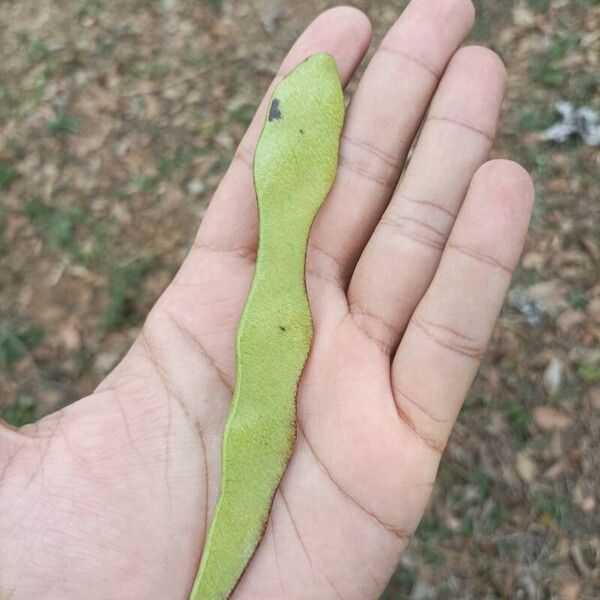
307,0,475,292
348,46,507,353
390,160,533,454
193,7,372,257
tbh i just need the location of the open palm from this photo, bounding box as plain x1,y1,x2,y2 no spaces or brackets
0,2,534,599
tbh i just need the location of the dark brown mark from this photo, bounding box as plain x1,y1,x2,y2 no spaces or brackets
268,98,282,122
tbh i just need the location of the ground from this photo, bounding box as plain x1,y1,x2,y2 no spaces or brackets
0,0,599,598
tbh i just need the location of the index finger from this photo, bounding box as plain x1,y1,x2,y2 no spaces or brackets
194,7,373,256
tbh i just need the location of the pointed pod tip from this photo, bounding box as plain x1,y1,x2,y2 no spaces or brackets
299,52,339,76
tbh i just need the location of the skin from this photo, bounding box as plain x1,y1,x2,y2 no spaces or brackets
0,2,534,599
191,54,345,599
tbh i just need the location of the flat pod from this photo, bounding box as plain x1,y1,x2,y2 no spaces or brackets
190,53,345,600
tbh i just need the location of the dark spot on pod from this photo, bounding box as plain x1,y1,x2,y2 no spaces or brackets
279,325,287,332
268,99,282,122
299,129,304,134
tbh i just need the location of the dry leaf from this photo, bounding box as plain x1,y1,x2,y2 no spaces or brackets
547,177,570,192
527,280,568,315
587,386,600,410
533,405,572,430
581,235,600,261
58,323,81,352
522,251,546,270
516,452,538,483
544,459,569,480
94,351,120,374
513,5,535,27
588,298,600,323
571,540,600,578
557,579,581,600
557,309,586,331
37,388,63,412
578,495,595,513
555,54,585,69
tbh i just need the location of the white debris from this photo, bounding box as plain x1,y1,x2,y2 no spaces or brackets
187,179,206,196
543,356,564,396
543,101,600,146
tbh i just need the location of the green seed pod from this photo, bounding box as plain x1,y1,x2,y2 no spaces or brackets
190,53,345,600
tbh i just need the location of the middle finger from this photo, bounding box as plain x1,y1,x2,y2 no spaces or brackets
307,0,475,292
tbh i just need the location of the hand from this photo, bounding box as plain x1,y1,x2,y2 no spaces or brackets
0,2,534,598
